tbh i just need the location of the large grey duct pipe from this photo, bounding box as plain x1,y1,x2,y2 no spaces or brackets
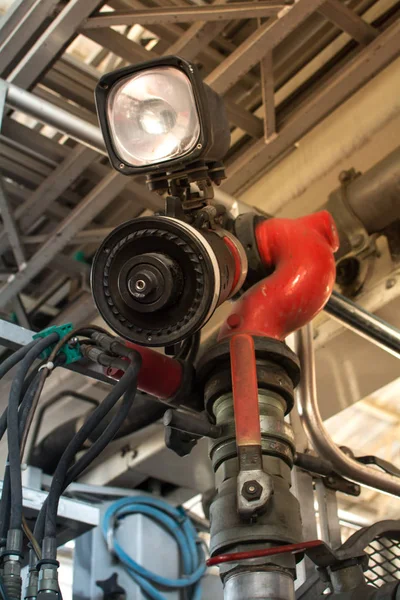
344,146,400,234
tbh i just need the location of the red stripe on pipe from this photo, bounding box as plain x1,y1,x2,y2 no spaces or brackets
207,540,323,567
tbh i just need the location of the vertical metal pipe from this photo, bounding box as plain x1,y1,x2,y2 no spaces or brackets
224,571,295,600
294,324,400,497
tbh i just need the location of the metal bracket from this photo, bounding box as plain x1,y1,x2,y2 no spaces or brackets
327,170,370,258
323,475,361,497
355,455,400,479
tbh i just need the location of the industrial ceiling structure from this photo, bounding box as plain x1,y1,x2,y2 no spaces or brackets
0,0,399,329
0,0,399,556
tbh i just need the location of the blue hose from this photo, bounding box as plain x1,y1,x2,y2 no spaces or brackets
102,496,206,600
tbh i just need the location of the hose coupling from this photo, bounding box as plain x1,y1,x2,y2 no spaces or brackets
24,568,38,600
37,563,59,600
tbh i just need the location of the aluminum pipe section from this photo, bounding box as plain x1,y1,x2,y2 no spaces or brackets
224,571,295,600
4,80,106,154
326,291,400,360
345,147,400,234
294,324,400,498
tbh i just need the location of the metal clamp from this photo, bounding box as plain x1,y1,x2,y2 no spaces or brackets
230,334,274,518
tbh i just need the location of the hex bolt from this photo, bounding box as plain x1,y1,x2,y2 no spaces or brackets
241,479,263,501
386,278,396,289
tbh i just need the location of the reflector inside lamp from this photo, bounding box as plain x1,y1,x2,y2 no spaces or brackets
107,66,201,167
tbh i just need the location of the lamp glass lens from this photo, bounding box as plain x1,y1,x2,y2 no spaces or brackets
107,66,201,167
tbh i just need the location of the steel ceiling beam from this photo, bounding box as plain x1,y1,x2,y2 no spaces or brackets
0,146,99,258
260,51,276,141
224,18,400,194
224,99,264,138
7,0,106,89
165,20,228,61
83,2,290,27
1,115,68,162
0,0,38,47
0,179,26,269
318,0,378,45
0,0,59,78
23,228,114,246
0,172,131,308
19,146,99,234
83,27,158,64
205,0,327,95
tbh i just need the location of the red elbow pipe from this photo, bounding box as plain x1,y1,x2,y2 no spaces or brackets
219,211,339,341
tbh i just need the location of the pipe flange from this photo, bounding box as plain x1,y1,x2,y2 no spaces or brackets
211,438,294,471
199,337,300,414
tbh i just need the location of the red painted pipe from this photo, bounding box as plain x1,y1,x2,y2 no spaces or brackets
230,334,261,447
219,211,339,341
106,343,183,401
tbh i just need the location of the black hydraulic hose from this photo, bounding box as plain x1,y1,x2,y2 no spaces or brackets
6,334,59,531
0,339,38,381
187,331,201,364
43,357,141,550
0,474,10,548
30,393,166,474
33,354,140,547
0,373,43,544
0,340,40,442
0,356,64,443
65,361,141,487
17,372,43,444
26,391,100,464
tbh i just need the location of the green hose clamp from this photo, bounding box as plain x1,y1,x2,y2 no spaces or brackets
33,323,83,365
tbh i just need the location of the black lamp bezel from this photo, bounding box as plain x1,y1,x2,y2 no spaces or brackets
95,56,215,176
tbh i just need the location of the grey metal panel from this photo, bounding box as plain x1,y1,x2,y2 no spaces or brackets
80,424,215,493
74,505,180,600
